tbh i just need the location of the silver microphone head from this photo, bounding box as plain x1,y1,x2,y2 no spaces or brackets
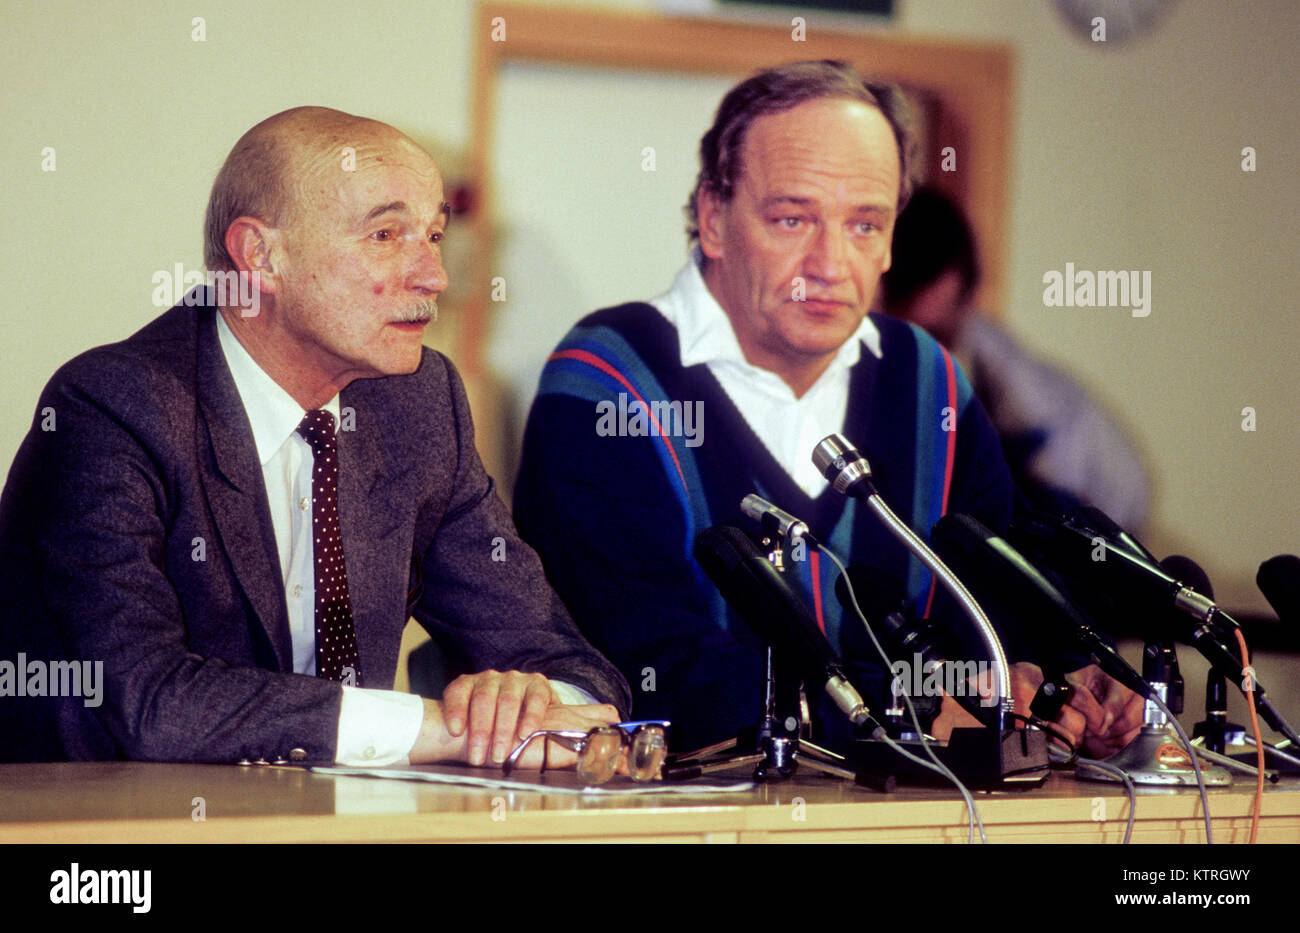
741,494,811,543
812,434,873,496
739,493,771,525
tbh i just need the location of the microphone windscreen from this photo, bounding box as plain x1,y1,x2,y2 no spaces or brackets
1258,555,1300,624
693,525,836,678
693,524,754,579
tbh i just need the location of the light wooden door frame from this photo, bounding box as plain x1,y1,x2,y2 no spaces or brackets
465,2,1015,374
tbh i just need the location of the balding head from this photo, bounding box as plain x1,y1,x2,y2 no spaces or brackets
203,106,426,272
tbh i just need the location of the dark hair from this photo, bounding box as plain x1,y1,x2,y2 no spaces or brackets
880,187,980,308
685,59,914,243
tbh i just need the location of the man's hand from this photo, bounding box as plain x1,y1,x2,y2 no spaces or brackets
1009,662,1144,758
407,670,620,766
933,662,1047,741
442,670,554,766
931,662,1092,749
498,703,627,771
929,691,982,741
1065,664,1145,758
1010,661,1086,749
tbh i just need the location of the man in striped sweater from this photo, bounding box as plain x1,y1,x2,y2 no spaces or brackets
514,61,1143,757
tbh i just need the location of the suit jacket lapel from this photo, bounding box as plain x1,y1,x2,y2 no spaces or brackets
194,307,294,670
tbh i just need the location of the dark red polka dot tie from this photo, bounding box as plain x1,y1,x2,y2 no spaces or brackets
297,410,362,686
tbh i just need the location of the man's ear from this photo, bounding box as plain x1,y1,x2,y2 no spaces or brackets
696,188,727,261
223,217,282,293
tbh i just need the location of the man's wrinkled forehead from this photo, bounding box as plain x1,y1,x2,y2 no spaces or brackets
738,100,899,201
289,129,444,223
295,129,438,188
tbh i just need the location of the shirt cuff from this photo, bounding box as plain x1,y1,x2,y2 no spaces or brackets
336,686,425,766
549,679,601,707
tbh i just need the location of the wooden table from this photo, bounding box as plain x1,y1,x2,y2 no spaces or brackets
2,762,1298,843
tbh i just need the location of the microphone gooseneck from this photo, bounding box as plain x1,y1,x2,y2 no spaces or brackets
811,433,1013,723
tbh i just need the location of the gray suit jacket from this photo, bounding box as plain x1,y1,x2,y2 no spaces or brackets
0,297,629,762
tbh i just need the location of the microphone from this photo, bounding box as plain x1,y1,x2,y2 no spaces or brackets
1161,555,1212,597
929,513,1153,701
833,565,956,671
1148,556,1300,740
834,565,995,727
1070,506,1159,563
1257,555,1300,626
1017,518,1244,680
1161,555,1216,619
1026,510,1226,627
1175,559,1231,755
1143,554,1248,685
693,525,871,727
740,494,820,549
1053,541,1300,747
811,434,875,498
810,433,1013,721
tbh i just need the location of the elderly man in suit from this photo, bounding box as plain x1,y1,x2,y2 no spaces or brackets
0,107,629,766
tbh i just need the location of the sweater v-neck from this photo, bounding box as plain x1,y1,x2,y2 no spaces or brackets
676,338,880,537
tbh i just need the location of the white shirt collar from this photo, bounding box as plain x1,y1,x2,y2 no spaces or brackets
650,247,882,376
215,312,341,464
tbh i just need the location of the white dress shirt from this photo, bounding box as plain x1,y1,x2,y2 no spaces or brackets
649,249,882,496
216,315,597,766
217,314,424,766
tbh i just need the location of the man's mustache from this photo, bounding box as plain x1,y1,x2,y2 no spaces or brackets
392,299,438,323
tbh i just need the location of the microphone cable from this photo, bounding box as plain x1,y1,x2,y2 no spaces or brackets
1150,687,1213,844
818,541,986,844
1232,624,1264,843
1012,712,1078,767
1073,755,1137,844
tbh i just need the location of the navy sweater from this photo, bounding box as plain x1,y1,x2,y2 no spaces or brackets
514,304,1017,752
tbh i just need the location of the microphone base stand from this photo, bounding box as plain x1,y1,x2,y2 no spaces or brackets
663,648,898,791
1192,671,1300,775
665,534,899,789
1186,738,1279,783
1076,725,1232,786
1079,642,1230,786
1188,727,1296,779
1242,737,1300,774
845,725,1050,789
1190,670,1284,779
860,689,1048,788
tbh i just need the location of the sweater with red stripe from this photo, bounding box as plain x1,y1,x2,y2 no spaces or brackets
514,303,1016,752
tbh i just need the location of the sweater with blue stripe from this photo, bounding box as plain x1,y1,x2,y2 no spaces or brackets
514,303,1017,752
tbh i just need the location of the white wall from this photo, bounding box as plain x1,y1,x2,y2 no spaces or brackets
895,0,1300,613
485,63,736,441
2,0,1297,617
